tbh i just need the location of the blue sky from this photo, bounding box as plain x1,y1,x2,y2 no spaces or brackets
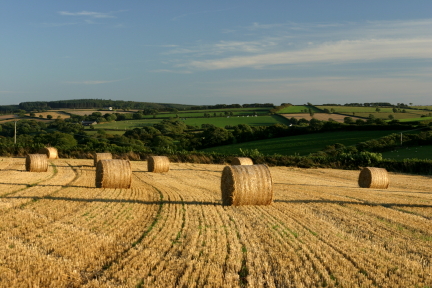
1,1,432,106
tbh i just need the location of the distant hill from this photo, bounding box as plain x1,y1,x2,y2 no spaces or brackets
0,105,20,114
16,99,195,111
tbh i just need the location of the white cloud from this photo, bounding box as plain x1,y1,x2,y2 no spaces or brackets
164,19,432,71
150,69,192,74
165,39,280,56
171,7,236,21
64,80,119,85
59,11,116,18
180,38,432,70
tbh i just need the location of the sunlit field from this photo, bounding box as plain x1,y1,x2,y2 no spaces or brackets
1,158,430,287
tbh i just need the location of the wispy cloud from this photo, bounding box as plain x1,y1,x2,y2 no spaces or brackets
58,11,117,18
165,39,280,56
142,44,179,48
181,38,432,70
171,7,236,21
40,22,78,27
164,19,432,71
64,80,120,85
150,69,192,74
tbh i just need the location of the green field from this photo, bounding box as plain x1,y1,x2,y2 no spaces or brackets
201,130,402,156
412,106,432,110
90,119,161,130
397,116,432,122
277,105,321,113
183,115,288,127
382,145,432,160
87,115,286,131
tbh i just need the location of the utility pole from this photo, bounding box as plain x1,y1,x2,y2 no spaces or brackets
14,121,17,144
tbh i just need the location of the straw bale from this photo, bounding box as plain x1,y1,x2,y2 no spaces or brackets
358,167,389,189
147,156,170,173
93,152,113,167
26,154,48,172
96,159,132,188
221,164,273,206
39,147,58,159
231,157,254,165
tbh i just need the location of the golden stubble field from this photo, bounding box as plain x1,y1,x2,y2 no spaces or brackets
0,158,431,287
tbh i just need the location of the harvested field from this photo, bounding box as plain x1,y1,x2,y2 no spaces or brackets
0,158,431,287
0,114,19,120
32,111,70,119
65,110,136,116
281,113,364,122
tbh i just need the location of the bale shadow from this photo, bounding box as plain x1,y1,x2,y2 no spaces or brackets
5,195,220,206
274,199,432,208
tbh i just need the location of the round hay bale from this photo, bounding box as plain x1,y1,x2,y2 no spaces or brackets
147,156,170,173
93,152,113,167
358,167,389,189
96,159,132,188
221,164,273,206
231,157,254,165
26,154,48,172
39,147,58,159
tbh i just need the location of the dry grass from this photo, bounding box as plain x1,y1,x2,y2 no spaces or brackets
0,158,431,287
0,114,19,120
281,113,364,123
64,109,136,116
32,111,70,119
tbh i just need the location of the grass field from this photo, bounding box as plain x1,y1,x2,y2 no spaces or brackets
382,145,432,160
202,130,402,155
0,158,431,287
88,115,287,131
89,119,162,130
397,116,432,122
183,115,288,127
411,106,432,110
277,105,321,113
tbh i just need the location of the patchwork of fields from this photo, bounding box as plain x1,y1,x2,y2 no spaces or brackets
1,158,431,287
